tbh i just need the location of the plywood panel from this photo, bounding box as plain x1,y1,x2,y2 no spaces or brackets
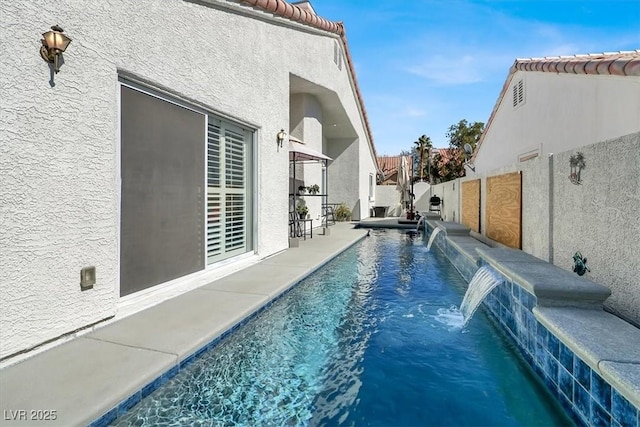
461,180,481,233
486,172,522,249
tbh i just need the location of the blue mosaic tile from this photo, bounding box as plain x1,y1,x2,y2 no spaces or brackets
547,332,560,360
511,282,521,302
543,350,558,386
612,389,638,427
542,372,557,395
592,371,612,412
573,358,591,391
533,360,545,380
89,407,117,427
559,342,574,374
505,310,517,335
574,381,591,423
180,351,198,369
141,374,166,398
536,322,548,346
558,365,573,400
117,391,142,415
591,400,612,427
521,289,536,311
161,364,179,382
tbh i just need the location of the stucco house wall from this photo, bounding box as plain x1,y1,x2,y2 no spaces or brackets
1,0,377,361
473,54,640,174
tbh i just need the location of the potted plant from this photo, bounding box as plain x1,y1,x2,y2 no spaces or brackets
298,185,307,194
307,184,320,195
296,199,309,219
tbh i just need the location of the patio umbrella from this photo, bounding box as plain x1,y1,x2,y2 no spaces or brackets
396,156,410,209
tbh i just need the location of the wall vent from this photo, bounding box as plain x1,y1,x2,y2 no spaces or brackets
333,41,342,70
512,79,525,108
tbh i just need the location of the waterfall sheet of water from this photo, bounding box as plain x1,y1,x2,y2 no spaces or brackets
426,227,443,251
415,217,424,232
459,266,503,326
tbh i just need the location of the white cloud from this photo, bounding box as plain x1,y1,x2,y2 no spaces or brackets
398,107,428,118
406,55,483,85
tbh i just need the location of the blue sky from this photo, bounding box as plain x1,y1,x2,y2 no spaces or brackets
313,0,640,154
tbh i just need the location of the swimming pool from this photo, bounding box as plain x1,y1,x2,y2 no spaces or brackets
111,229,573,426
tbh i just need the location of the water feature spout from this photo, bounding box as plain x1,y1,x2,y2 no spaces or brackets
459,266,502,326
415,216,425,232
426,227,443,251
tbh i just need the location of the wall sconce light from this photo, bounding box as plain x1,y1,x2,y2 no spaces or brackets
276,129,287,149
40,25,72,73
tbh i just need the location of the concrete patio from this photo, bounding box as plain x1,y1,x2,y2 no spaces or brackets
0,223,368,427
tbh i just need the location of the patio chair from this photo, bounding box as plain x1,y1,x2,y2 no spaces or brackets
322,204,336,226
289,211,313,240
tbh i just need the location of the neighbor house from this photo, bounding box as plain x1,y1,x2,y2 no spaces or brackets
376,155,413,185
0,0,379,363
471,51,640,172
435,50,640,325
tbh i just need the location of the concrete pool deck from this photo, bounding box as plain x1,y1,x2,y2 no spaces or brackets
0,222,368,427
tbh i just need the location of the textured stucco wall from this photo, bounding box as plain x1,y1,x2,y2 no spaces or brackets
374,186,402,216
475,71,640,174
520,156,551,262
468,133,639,325
552,133,640,325
327,137,359,218
1,0,377,359
374,182,431,217
290,94,324,223
358,135,378,220
431,180,460,222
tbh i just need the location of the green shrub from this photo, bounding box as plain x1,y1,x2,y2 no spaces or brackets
335,203,351,221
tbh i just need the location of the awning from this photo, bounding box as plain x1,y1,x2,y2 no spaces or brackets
289,137,332,161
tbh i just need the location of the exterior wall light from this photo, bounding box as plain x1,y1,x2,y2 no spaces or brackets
276,129,287,149
40,25,72,73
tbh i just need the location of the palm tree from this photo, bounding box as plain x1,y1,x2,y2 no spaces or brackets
413,135,433,182
569,155,578,181
575,152,586,182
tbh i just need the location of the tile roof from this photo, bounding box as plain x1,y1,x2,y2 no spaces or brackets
434,148,456,164
377,155,413,178
473,50,640,162
513,50,640,76
236,0,378,163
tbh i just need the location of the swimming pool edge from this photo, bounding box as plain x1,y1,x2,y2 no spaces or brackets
426,224,640,427
87,227,369,427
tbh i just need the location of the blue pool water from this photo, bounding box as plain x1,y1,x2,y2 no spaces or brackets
112,230,573,426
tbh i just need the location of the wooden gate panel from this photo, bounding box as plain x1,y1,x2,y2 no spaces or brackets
461,179,480,233
486,172,522,249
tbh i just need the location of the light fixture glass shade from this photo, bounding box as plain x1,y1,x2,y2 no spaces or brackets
276,129,286,147
43,26,71,54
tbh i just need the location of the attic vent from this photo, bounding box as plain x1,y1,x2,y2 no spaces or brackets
512,79,525,108
333,41,342,70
